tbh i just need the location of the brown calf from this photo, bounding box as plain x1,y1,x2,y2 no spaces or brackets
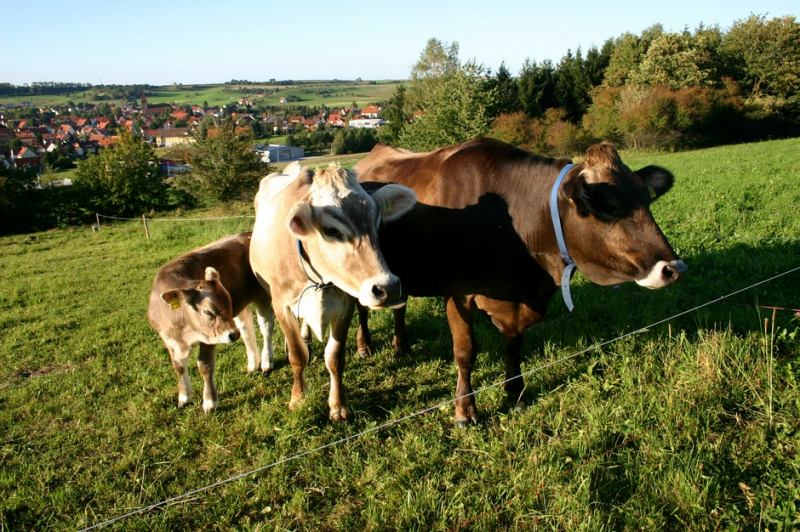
148,232,274,412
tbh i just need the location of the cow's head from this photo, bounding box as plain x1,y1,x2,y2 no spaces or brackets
160,267,241,343
287,164,416,309
558,142,686,288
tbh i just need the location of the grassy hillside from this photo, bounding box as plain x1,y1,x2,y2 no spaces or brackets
0,139,798,531
0,80,403,109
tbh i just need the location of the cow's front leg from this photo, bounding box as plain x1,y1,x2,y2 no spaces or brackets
392,306,411,355
446,297,479,427
355,303,372,357
325,297,355,421
197,343,218,413
276,306,309,410
166,339,193,408
504,334,526,407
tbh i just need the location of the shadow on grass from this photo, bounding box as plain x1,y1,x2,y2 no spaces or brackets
346,239,800,425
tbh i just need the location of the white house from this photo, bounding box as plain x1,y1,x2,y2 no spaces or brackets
254,144,304,163
348,118,384,129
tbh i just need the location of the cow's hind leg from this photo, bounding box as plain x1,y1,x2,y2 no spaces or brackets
446,297,479,427
325,297,355,421
197,343,218,413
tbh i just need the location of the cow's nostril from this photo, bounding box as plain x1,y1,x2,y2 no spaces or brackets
229,331,240,342
372,284,388,302
663,260,687,281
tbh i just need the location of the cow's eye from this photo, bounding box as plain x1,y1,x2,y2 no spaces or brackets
322,226,343,239
204,310,216,319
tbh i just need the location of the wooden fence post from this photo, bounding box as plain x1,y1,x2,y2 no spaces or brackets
142,214,150,239
96,213,101,231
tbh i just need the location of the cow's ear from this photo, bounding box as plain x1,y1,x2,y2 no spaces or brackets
287,202,314,238
161,288,193,310
370,184,417,223
561,174,593,217
637,165,674,200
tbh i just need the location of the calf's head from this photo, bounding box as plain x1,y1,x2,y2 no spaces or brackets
288,165,416,309
160,267,241,343
559,142,686,289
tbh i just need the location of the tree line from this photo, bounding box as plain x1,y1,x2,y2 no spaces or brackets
380,14,800,154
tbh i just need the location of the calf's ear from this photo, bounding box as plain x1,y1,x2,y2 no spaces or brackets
287,202,314,238
637,165,674,200
370,184,417,223
161,288,193,310
204,267,220,281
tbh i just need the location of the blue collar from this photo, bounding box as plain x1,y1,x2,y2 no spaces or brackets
549,164,576,312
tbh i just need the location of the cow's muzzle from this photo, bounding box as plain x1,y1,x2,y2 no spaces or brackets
635,259,687,289
362,275,406,309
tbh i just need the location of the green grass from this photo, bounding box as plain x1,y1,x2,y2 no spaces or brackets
1,139,799,531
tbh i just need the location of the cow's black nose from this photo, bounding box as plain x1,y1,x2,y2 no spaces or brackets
372,277,402,304
372,284,388,302
663,259,687,281
228,330,241,342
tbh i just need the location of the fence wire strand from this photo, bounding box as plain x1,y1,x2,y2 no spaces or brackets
79,263,800,531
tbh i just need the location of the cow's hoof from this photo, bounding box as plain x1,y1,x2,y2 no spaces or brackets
329,406,353,422
357,346,372,358
178,394,191,408
391,342,412,356
288,397,305,412
203,400,217,413
455,418,478,429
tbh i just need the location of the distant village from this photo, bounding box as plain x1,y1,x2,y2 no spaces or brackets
0,91,385,175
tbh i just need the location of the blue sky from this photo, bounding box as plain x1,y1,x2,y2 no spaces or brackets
2,0,796,86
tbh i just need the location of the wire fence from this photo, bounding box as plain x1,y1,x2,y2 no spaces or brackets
79,263,800,532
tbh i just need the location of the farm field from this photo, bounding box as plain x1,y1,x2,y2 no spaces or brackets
1,139,799,531
0,80,403,110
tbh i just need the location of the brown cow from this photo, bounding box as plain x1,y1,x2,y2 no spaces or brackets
249,162,416,421
356,138,686,426
148,232,274,412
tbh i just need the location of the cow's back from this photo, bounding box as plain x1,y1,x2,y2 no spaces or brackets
357,139,557,304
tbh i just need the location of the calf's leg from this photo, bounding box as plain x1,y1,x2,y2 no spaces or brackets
235,306,260,373
166,339,193,408
253,301,275,372
197,343,218,413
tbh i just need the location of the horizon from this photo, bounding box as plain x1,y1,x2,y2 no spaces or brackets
2,0,796,87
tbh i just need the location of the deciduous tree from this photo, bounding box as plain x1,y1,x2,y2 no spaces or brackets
74,128,167,215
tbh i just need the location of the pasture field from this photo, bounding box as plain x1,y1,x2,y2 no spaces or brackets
0,80,402,110
1,139,799,531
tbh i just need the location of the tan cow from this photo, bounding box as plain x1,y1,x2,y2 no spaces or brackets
148,232,274,412
249,162,415,421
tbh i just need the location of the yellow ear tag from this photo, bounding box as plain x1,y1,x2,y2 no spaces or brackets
385,197,393,215
648,185,657,200
170,298,181,310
